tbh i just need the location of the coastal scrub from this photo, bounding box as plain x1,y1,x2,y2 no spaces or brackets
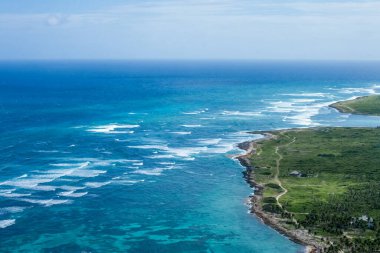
244,127,380,252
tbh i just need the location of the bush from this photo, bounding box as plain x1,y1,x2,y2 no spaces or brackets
262,203,282,213
262,197,277,203
265,183,282,189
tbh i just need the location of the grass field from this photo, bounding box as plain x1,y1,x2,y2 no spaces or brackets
249,127,380,252
330,95,380,115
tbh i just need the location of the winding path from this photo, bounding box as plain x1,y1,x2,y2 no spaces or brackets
274,136,296,208
338,104,356,113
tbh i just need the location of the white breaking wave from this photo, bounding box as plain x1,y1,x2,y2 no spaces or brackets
197,138,222,145
67,169,106,178
0,206,27,215
126,166,140,169
337,87,379,94
284,113,314,126
134,166,175,176
146,155,175,159
0,161,108,193
128,145,168,150
221,111,261,117
128,112,148,115
37,161,104,179
0,192,32,198
166,146,208,158
170,131,192,135
268,99,334,126
183,157,195,161
30,185,57,191
133,169,164,176
58,185,85,191
0,189,16,194
182,110,206,115
181,124,202,128
35,150,60,153
284,101,333,126
327,85,380,96
115,138,129,142
157,162,176,165
73,158,141,164
0,219,15,229
87,124,139,134
58,191,88,198
50,162,87,167
268,101,296,113
207,143,236,154
17,198,71,206
112,179,145,185
0,178,57,190
281,92,329,97
132,137,239,159
84,181,111,188
290,99,317,103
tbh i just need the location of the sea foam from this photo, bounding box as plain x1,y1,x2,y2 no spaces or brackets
337,87,379,95
17,198,71,206
134,166,175,176
87,124,139,134
181,124,202,128
197,138,222,145
221,111,261,117
182,110,206,115
268,99,333,126
0,206,26,215
170,131,192,135
0,219,15,229
166,146,207,158
58,191,88,198
84,181,111,188
281,92,329,97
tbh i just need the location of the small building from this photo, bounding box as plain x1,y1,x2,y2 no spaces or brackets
358,215,375,229
289,170,301,177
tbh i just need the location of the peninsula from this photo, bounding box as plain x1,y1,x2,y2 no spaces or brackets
239,95,380,253
330,95,380,115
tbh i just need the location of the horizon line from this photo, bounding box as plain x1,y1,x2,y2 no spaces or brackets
1,58,380,62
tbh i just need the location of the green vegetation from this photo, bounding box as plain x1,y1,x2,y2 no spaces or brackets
330,95,380,115
249,127,380,252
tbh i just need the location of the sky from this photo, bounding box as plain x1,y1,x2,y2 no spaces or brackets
0,0,380,60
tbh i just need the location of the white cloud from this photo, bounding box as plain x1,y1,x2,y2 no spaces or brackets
46,14,65,26
1,1,380,26
0,0,379,59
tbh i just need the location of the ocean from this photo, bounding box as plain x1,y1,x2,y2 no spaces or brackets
1,61,380,253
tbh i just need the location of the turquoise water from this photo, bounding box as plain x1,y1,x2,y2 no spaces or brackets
1,61,380,253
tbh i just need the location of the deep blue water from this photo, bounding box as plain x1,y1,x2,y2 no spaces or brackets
1,61,380,253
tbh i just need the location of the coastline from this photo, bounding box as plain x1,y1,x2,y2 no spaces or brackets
329,101,357,115
235,133,325,253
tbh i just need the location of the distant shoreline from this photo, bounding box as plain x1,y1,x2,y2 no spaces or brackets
329,95,380,116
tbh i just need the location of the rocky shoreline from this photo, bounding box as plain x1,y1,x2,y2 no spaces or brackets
235,134,326,253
